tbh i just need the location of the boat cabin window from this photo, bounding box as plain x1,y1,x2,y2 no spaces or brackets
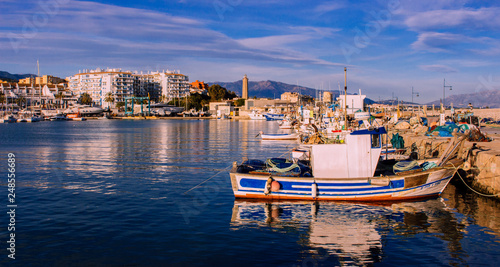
371,134,381,148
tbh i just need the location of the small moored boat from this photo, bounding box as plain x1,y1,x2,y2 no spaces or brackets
264,113,285,121
230,127,466,201
258,131,300,141
49,113,68,121
248,110,266,120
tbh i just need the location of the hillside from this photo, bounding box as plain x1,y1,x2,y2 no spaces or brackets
209,79,499,108
0,71,36,82
209,80,330,99
426,90,500,108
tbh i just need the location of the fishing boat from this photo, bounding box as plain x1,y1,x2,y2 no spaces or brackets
230,127,466,201
258,131,300,141
16,116,27,123
278,118,296,129
248,110,266,120
264,113,285,121
67,112,85,120
26,115,41,122
1,115,17,123
49,113,68,121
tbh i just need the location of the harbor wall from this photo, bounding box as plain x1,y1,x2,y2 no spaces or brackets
391,127,500,200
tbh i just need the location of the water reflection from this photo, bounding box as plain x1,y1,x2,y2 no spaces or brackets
230,199,470,266
443,182,500,239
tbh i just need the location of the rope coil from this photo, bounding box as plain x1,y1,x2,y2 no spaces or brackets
265,158,300,173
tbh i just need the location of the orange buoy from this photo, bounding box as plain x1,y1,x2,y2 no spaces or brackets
271,181,281,192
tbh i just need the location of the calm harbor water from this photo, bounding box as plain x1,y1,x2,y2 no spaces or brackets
1,119,500,266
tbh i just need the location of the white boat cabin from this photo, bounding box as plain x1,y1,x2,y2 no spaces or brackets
298,128,385,179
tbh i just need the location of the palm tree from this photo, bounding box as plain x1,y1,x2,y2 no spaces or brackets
104,92,115,109
0,92,5,114
79,93,93,105
55,92,64,109
0,92,5,107
15,96,27,109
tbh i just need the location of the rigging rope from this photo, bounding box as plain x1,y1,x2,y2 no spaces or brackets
183,165,232,195
184,146,298,194
449,162,500,198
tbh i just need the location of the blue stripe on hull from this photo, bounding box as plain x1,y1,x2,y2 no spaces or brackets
239,178,405,192
235,175,452,199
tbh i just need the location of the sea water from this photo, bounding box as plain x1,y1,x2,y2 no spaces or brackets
1,119,499,266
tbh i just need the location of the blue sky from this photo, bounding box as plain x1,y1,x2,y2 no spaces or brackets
1,0,500,103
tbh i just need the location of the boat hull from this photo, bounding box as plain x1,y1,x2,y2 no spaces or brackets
264,113,285,121
249,113,266,120
229,160,460,202
261,133,299,140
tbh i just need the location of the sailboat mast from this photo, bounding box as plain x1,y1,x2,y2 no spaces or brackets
37,60,41,108
344,67,347,129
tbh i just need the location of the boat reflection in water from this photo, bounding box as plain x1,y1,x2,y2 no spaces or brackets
230,199,464,266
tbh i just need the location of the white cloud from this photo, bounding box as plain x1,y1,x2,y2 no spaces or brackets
314,1,345,14
396,0,468,13
410,32,493,53
237,34,311,49
411,32,464,52
404,7,500,31
419,64,458,73
1,0,344,70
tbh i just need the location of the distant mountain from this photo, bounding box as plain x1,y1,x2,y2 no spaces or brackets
210,79,347,100
209,79,380,105
425,90,500,108
376,100,419,105
209,80,320,99
0,71,36,82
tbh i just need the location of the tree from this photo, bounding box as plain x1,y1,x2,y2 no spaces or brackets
55,92,64,108
187,93,210,110
104,92,115,108
78,93,93,105
116,101,125,111
234,98,245,107
15,96,27,108
208,84,236,101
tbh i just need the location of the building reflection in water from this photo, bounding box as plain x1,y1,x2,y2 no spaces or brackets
230,199,469,266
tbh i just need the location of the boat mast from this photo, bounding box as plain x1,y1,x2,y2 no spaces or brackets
344,67,347,130
37,59,41,109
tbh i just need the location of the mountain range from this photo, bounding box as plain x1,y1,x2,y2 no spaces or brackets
209,80,328,100
211,80,499,108
425,90,500,108
0,71,35,82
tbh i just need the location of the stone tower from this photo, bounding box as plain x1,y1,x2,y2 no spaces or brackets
242,74,248,99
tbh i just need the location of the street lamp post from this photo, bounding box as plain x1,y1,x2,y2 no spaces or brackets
411,86,419,103
443,79,452,109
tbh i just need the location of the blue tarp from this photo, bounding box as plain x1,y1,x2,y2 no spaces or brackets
351,127,387,135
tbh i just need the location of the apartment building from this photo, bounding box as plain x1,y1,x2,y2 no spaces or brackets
66,68,190,106
19,75,66,85
0,81,72,108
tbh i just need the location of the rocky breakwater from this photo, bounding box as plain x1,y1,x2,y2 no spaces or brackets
386,122,500,200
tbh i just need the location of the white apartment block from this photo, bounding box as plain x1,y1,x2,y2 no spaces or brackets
66,68,190,106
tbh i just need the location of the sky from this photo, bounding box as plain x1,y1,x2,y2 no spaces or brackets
1,0,500,103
